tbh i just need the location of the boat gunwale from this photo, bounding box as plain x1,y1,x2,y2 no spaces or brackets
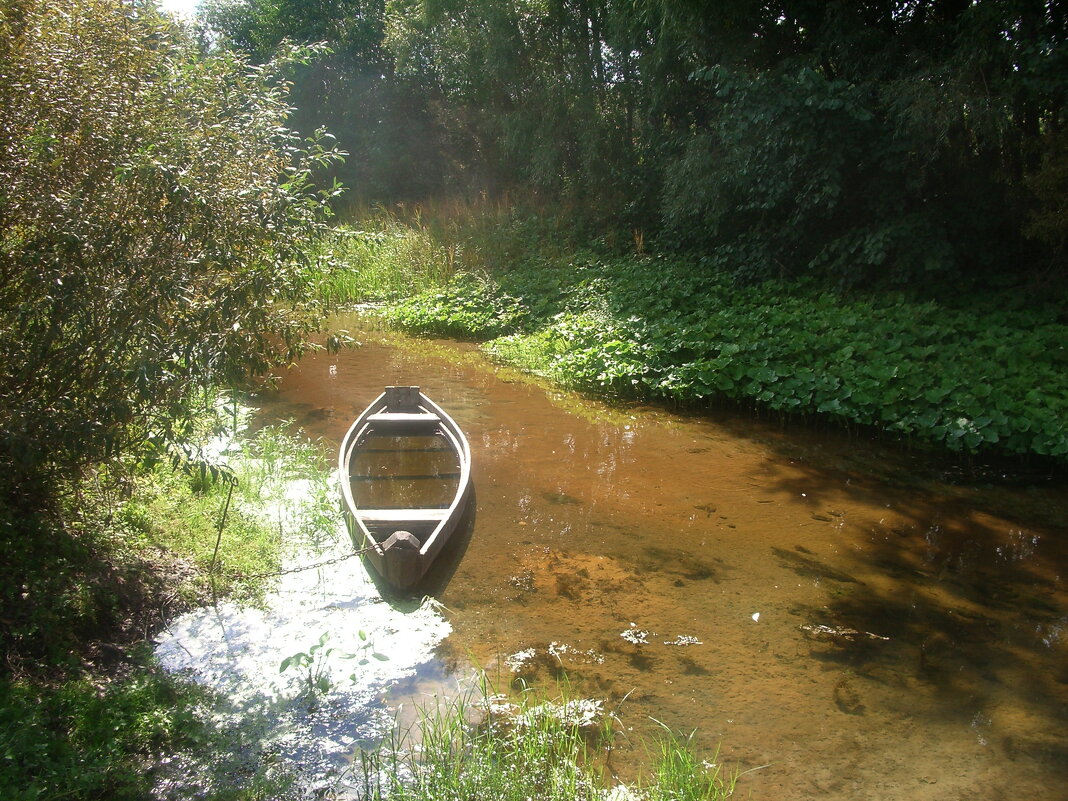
338,388,472,564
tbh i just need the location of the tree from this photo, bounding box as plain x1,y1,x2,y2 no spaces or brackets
204,0,447,199
657,0,1068,285
205,0,1066,285
0,0,343,507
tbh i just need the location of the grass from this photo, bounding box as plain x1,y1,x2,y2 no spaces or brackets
355,679,737,801
0,665,200,800
112,416,339,606
310,199,591,307
309,219,457,305
0,400,339,800
0,663,300,801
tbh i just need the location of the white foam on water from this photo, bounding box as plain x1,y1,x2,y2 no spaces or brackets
154,477,452,798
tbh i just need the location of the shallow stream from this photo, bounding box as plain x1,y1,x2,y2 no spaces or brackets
166,314,1068,799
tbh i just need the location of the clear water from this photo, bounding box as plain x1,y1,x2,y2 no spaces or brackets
165,315,1068,799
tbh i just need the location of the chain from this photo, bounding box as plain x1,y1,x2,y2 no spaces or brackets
242,546,376,580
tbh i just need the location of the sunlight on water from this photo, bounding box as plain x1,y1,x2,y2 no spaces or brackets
253,322,1068,801
154,477,451,797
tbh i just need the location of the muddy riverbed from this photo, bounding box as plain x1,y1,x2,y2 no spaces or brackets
257,316,1068,800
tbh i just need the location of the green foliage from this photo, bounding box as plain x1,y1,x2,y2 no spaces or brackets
0,669,202,800
280,630,387,698
642,734,735,801
0,0,343,507
555,271,1068,457
0,665,300,801
357,682,734,801
660,64,964,284
385,272,530,339
0,400,340,671
205,0,444,200
1026,130,1068,270
309,221,457,304
280,632,348,696
0,506,136,670
120,460,279,606
486,327,566,376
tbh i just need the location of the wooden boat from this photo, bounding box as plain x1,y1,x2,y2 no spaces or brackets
338,386,472,590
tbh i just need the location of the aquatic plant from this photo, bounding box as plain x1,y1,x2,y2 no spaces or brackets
641,731,738,801
354,679,737,801
505,648,539,673
664,635,703,647
280,632,348,696
280,630,389,699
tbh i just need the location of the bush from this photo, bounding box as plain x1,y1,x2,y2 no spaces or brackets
660,64,1006,286
0,0,342,507
384,272,530,339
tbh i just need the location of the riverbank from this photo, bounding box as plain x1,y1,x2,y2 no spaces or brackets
316,210,1068,463
0,411,330,799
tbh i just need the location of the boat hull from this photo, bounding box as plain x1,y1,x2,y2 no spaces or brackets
339,386,472,590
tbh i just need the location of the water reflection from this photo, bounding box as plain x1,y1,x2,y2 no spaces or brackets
154,482,452,797
257,318,1068,801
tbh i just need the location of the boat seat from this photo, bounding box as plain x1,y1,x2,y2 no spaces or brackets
357,508,450,522
366,412,441,425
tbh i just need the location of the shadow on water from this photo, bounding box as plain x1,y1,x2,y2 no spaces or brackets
759,451,1068,770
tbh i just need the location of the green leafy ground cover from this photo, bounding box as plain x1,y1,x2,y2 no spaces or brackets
376,250,1068,460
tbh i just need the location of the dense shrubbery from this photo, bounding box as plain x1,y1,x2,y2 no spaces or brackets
0,0,348,770
659,66,974,284
0,0,341,508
